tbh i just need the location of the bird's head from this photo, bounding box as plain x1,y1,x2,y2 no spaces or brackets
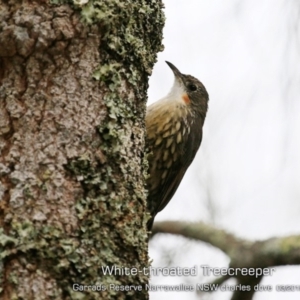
165,61,209,113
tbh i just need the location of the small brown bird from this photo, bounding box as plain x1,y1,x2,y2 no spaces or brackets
146,61,209,230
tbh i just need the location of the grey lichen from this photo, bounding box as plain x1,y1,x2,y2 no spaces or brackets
62,0,164,297
78,0,165,74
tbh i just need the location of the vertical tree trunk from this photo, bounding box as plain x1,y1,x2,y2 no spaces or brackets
0,1,164,299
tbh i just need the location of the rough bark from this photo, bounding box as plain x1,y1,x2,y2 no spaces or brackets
0,1,164,299
152,221,300,300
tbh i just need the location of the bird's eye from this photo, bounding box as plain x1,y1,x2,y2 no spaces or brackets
187,84,197,92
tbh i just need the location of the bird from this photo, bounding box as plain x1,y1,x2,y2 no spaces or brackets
146,61,209,231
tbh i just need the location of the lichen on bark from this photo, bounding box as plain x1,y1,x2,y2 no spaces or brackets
0,0,164,299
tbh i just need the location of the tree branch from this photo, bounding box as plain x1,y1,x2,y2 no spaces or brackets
152,221,300,267
151,221,245,256
152,221,300,300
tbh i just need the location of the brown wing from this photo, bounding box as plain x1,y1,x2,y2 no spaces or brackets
146,103,203,229
152,129,203,214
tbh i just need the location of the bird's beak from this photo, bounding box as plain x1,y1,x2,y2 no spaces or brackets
165,61,184,84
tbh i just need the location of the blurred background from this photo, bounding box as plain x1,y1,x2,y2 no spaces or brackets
147,0,300,299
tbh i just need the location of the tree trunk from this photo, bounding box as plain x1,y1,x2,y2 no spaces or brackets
0,1,164,299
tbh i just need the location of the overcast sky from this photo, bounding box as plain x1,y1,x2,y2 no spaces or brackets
148,1,300,299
